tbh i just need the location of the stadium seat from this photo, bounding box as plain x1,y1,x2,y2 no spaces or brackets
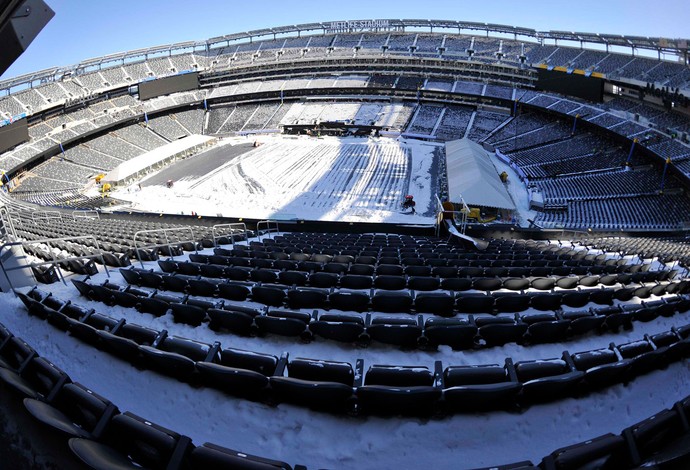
254,310,311,337
414,292,455,316
0,356,69,401
423,317,477,350
287,287,328,309
357,364,440,415
23,382,118,439
170,303,207,327
540,433,626,470
270,358,355,411
515,356,584,403
68,412,193,470
329,290,370,312
207,305,261,336
443,360,521,410
367,316,422,347
478,318,528,346
371,291,413,313
309,313,365,343
189,442,293,469
195,347,276,398
251,285,287,307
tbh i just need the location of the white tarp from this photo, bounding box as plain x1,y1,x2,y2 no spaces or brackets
445,138,515,210
104,134,214,184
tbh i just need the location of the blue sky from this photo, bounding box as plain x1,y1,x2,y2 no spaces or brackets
2,0,688,80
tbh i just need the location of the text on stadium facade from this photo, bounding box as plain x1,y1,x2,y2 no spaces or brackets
327,20,391,33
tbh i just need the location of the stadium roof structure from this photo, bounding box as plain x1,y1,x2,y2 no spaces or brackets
445,138,515,210
0,18,688,93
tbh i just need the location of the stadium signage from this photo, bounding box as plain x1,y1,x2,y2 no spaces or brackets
644,83,689,107
327,20,391,33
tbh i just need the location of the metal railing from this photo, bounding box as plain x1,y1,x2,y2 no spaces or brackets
31,210,62,222
0,206,17,241
133,226,198,268
212,222,247,247
72,210,100,220
256,220,279,241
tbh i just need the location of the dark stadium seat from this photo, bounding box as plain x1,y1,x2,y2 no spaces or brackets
187,279,218,297
617,339,668,377
309,313,365,343
414,292,455,315
456,294,494,314
562,291,591,308
494,294,531,313
279,270,308,286
139,335,213,380
622,407,690,468
373,275,407,290
367,316,422,347
515,356,584,402
251,285,287,307
0,356,69,401
478,318,528,346
189,442,293,469
207,305,261,336
217,282,251,301
136,297,171,317
423,317,477,349
23,382,118,439
308,271,339,288
503,277,530,291
531,277,556,290
357,364,440,415
270,358,355,411
443,360,521,410
68,412,193,470
440,277,472,292
329,290,370,312
67,312,120,345
571,347,630,389
525,318,571,344
287,287,328,309
408,276,441,291
195,347,276,398
170,303,207,327
340,274,373,290
119,268,142,286
371,290,413,313
539,433,626,470
161,274,189,293
254,310,311,337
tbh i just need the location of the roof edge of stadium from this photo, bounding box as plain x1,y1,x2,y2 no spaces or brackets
1,19,688,92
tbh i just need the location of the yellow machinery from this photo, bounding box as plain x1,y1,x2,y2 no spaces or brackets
101,183,111,192
95,173,105,183
461,206,496,223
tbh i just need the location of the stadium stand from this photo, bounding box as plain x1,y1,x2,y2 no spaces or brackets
1,18,690,470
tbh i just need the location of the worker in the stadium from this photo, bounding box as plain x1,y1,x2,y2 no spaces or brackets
402,195,416,214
